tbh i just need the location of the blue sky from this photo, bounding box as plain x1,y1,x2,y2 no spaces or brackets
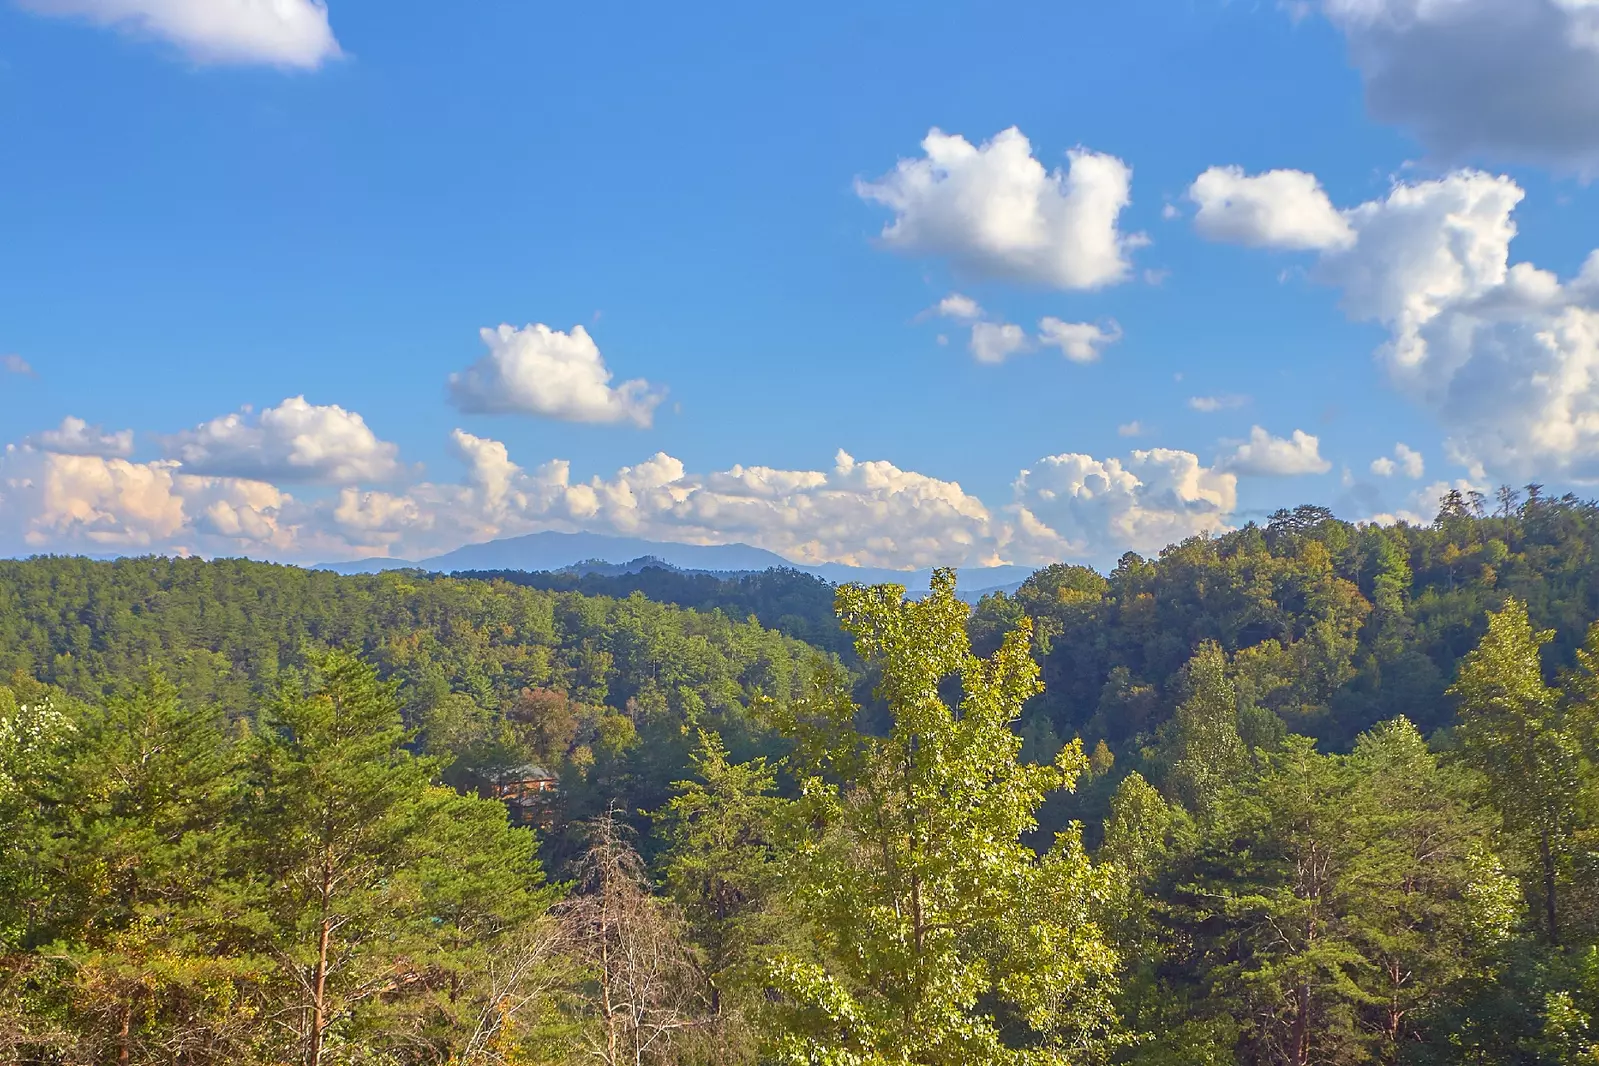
3,0,1598,569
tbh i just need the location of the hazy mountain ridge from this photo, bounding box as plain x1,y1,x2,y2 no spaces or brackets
314,530,1036,596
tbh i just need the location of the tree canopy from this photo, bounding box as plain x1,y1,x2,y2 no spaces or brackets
2,497,1599,1063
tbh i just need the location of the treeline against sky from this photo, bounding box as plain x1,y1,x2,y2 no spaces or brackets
0,488,1596,1063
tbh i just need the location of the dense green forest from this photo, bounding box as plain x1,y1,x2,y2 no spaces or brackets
448,565,851,658
1,489,1597,1063
0,556,822,852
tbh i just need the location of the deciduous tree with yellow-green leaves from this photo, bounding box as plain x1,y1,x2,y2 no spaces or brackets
762,570,1124,1065
1449,598,1592,946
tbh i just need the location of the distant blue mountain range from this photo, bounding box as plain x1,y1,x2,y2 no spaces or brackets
315,531,1036,597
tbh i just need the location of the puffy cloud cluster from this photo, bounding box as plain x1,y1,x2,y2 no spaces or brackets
1188,166,1353,250
1220,426,1332,477
1315,172,1524,371
1011,449,1239,560
0,446,308,556
1190,163,1599,481
1,413,1249,569
1,449,185,549
328,441,1003,569
1310,0,1599,171
0,398,412,559
1371,442,1425,478
19,0,341,68
448,323,665,428
25,417,134,458
859,128,1146,290
932,294,1121,365
164,396,403,484
1037,317,1122,363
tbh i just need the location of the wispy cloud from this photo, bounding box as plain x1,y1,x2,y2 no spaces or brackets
18,0,342,69
1188,394,1249,413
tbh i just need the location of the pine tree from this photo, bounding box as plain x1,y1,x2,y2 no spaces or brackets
655,730,797,1026
1345,717,1517,1058
1173,737,1372,1066
0,678,76,952
1,672,253,1063
241,651,557,1065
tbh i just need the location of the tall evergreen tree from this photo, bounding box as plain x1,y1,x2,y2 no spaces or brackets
241,652,557,1065
45,671,250,1063
1177,737,1371,1066
1345,717,1519,1059
655,730,798,1026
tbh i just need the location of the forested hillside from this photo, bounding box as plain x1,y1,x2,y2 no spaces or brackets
450,564,851,657
981,490,1599,754
0,556,823,845
0,491,1597,1063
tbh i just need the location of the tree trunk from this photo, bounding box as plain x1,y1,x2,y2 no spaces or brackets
308,841,336,1066
1292,856,1319,1066
117,999,132,1066
309,915,332,1066
601,904,619,1066
1386,959,1404,1056
1539,827,1559,946
1292,982,1312,1066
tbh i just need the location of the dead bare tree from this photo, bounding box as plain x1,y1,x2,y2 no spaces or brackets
450,918,572,1065
558,806,710,1066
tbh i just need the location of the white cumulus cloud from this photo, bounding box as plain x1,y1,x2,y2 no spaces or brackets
0,445,313,556
1318,170,1524,372
1188,166,1355,250
448,323,665,427
323,441,1004,570
1311,0,1599,171
935,293,983,320
25,416,135,458
1010,448,1238,560
931,294,1120,365
1037,317,1122,363
2,412,1258,569
1198,163,1599,480
165,396,402,485
1371,442,1425,478
1220,426,1333,477
19,0,341,68
857,127,1146,290
969,321,1030,364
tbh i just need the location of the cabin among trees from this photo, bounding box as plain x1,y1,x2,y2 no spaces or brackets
491,762,560,827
